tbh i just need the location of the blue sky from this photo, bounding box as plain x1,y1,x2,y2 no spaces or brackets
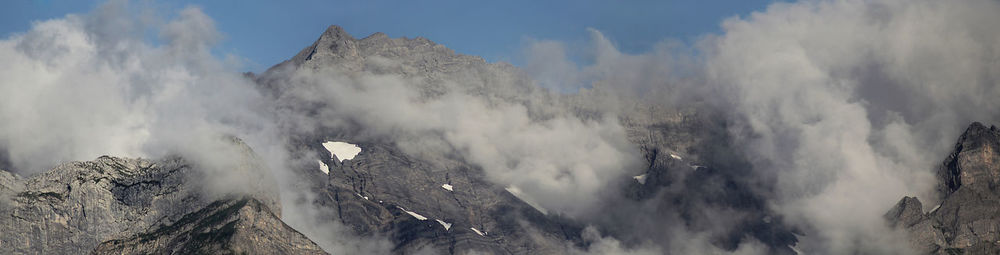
2,0,778,72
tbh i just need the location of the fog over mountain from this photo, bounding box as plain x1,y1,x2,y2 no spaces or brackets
1,0,999,254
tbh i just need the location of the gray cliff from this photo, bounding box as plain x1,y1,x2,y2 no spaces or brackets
886,122,1000,254
0,137,322,254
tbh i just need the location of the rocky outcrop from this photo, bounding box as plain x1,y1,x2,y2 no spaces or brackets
92,197,326,255
0,156,201,254
937,122,1000,199
0,136,301,254
886,122,1000,254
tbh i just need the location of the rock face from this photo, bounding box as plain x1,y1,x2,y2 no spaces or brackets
92,197,326,255
0,156,202,254
886,122,1000,254
0,137,319,254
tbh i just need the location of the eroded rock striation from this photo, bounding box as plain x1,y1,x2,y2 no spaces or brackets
92,197,326,255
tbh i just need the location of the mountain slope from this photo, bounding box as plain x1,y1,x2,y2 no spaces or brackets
886,122,1000,254
92,197,326,255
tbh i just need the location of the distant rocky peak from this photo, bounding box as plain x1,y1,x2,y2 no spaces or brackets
280,24,485,74
937,122,1000,199
884,196,924,228
320,25,356,42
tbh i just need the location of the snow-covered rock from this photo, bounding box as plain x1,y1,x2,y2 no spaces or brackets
435,219,452,230
322,141,362,162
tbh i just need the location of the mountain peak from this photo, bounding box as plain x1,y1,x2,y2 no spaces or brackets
319,25,355,42
884,196,924,228
287,25,361,67
937,121,1000,198
275,25,487,76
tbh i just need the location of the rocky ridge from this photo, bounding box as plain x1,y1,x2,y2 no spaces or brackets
92,197,326,255
0,137,323,254
886,122,1000,254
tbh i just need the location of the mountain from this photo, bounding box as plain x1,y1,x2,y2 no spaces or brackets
255,25,801,254
886,122,1000,254
258,25,589,254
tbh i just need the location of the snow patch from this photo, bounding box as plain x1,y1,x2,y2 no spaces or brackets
789,244,802,255
690,165,703,170
317,160,329,174
633,174,647,185
670,153,682,160
436,219,452,230
397,206,428,220
441,184,453,191
930,204,941,214
322,141,362,162
470,227,485,236
505,186,548,215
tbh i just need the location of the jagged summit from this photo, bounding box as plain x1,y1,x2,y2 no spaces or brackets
321,25,356,42
273,24,485,75
937,121,1000,199
289,25,361,67
258,24,520,106
886,121,1000,254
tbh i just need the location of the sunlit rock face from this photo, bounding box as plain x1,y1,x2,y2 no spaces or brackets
0,156,206,254
938,122,1000,198
887,122,1000,254
0,137,303,254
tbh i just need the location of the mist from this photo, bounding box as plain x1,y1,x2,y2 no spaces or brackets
524,0,1000,253
2,0,999,254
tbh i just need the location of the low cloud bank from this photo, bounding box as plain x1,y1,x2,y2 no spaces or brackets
525,0,1000,253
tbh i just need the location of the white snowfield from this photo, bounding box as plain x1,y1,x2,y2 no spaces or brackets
670,153,682,160
633,174,647,185
441,184,453,191
470,227,485,236
436,219,452,230
789,244,802,255
397,206,428,220
317,160,329,174
322,141,362,162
